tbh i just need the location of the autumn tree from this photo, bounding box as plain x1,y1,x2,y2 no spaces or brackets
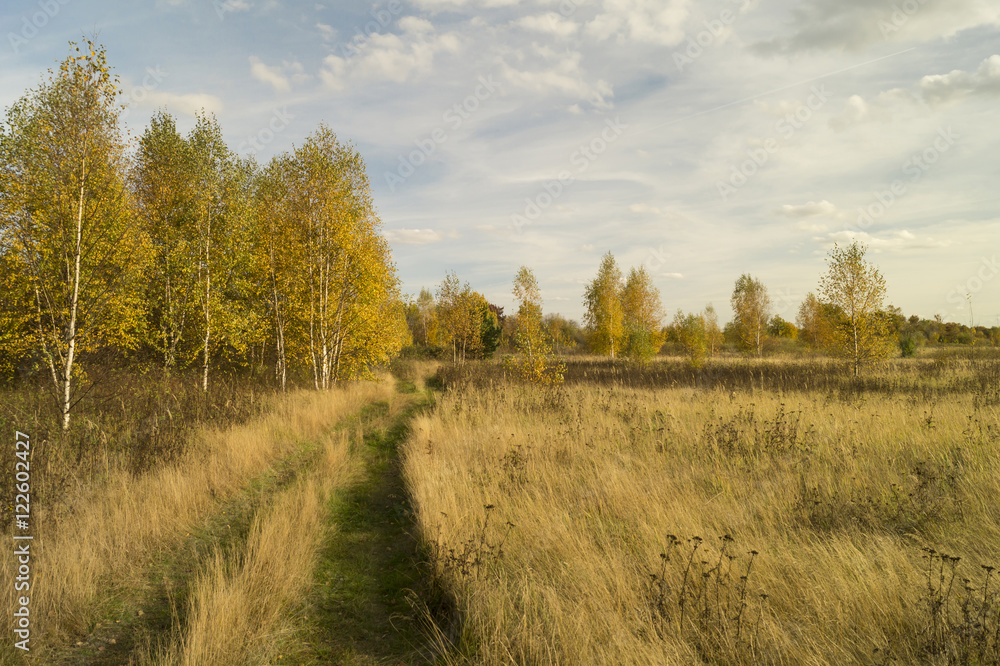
672,309,707,368
508,266,563,384
253,153,296,389
704,303,723,357
621,266,665,362
216,156,267,373
796,292,830,349
436,272,484,363
818,241,895,375
435,272,460,360
412,287,437,346
583,252,625,358
134,110,198,371
544,313,581,354
456,287,486,361
0,247,33,379
187,113,233,389
730,274,772,357
479,299,504,358
287,126,406,387
768,315,797,339
0,40,145,430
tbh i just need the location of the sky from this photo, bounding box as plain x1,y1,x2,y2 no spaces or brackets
2,0,999,326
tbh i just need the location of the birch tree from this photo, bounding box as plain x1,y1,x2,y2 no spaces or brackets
583,252,625,358
134,110,197,370
621,265,665,362
255,154,297,389
187,112,238,391
0,40,143,430
508,266,563,383
672,309,708,368
0,246,33,379
819,241,895,375
288,126,405,387
435,272,484,363
730,274,771,357
704,304,723,357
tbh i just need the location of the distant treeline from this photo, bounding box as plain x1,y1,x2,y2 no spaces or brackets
403,248,999,370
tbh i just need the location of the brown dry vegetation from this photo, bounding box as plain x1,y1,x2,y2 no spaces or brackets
404,356,1000,664
147,439,351,665
0,378,394,664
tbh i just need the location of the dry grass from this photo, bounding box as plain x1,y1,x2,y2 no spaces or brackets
0,378,394,663
404,363,1000,664
149,428,358,666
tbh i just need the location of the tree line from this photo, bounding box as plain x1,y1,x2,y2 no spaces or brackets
405,242,999,378
0,41,407,429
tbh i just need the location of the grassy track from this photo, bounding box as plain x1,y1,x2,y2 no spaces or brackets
141,383,436,665
295,395,434,664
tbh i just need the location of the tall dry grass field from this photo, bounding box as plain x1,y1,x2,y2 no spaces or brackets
149,429,357,665
404,361,1000,664
0,379,394,663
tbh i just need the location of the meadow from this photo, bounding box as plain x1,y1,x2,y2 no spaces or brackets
405,353,1000,664
2,352,999,664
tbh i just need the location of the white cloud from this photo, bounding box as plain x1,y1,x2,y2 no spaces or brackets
249,56,291,93
795,221,828,232
752,0,1000,55
828,94,869,131
827,88,918,130
399,16,435,35
826,57,1000,132
319,55,347,91
137,90,224,116
383,228,459,244
920,55,1000,105
317,23,336,41
409,0,518,9
824,229,953,252
516,12,580,38
775,200,842,218
630,203,663,215
500,49,613,107
320,28,461,89
585,0,689,46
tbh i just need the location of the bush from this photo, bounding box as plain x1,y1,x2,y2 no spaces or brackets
623,329,659,364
